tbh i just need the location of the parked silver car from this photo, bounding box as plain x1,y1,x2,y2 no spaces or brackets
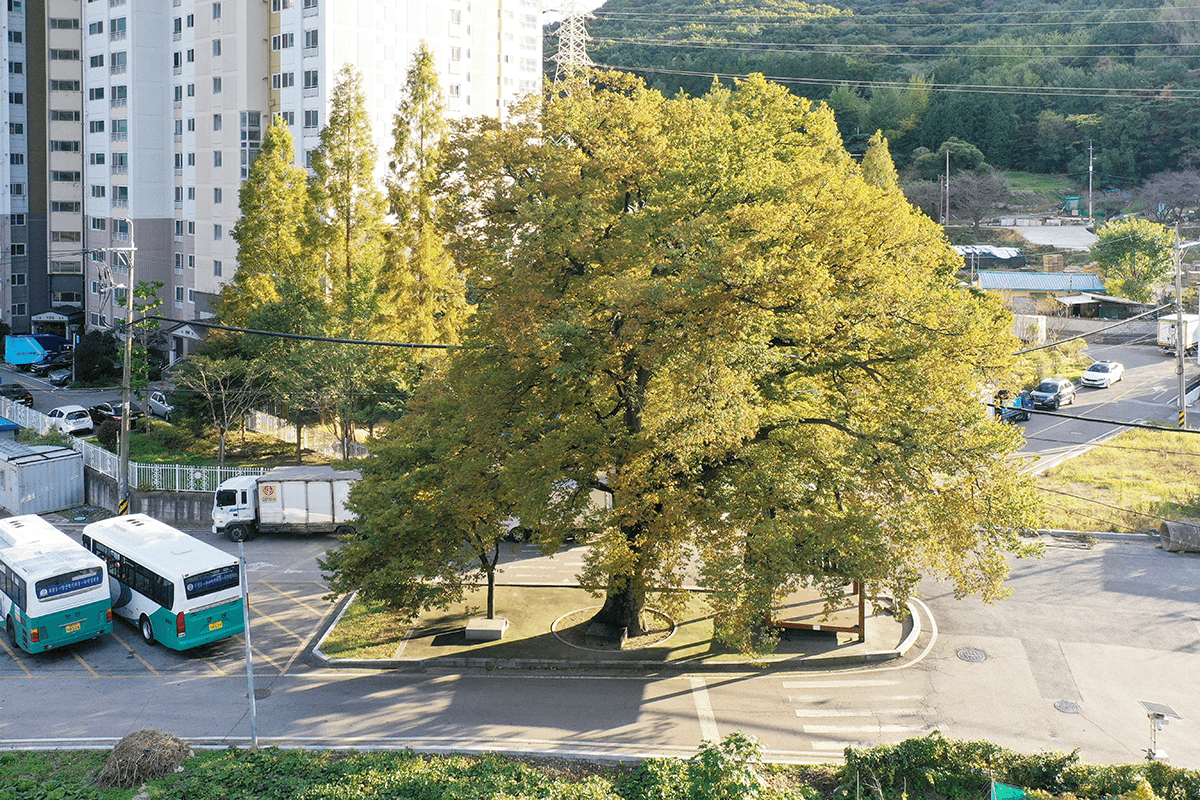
147,390,175,421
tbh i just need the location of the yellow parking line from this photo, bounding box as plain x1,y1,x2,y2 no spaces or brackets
249,644,283,674
73,651,99,677
249,602,306,642
260,581,329,616
0,636,33,677
110,630,162,678
280,614,330,678
200,656,227,677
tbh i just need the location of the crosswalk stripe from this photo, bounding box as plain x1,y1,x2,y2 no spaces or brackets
803,724,926,734
780,679,899,689
789,695,923,703
809,741,855,751
796,708,922,718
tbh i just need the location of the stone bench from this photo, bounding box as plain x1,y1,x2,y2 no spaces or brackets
465,617,509,641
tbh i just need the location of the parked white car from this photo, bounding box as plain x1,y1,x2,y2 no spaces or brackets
48,404,94,435
147,390,175,421
1080,361,1124,388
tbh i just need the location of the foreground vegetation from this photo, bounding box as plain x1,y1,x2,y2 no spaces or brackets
4,732,1198,800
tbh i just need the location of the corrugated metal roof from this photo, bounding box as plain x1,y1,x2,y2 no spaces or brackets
976,271,1105,292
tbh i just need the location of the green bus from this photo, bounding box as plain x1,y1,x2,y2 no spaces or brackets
82,514,244,650
0,515,113,653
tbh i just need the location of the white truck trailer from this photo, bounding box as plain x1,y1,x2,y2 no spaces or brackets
212,466,361,542
1158,313,1200,355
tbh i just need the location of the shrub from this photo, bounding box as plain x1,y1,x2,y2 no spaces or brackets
97,419,119,452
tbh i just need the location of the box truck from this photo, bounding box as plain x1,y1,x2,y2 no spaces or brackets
212,466,360,542
1158,313,1200,355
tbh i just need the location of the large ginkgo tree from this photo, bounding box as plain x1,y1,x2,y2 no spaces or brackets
324,71,1043,653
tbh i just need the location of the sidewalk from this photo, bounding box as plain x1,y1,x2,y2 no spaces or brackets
311,585,919,673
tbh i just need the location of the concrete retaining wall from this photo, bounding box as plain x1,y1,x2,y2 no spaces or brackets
85,467,213,526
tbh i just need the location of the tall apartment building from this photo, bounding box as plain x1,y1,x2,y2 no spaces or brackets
3,0,541,358
3,0,86,339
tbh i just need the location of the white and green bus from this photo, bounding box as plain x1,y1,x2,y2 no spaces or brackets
0,515,113,653
82,514,244,650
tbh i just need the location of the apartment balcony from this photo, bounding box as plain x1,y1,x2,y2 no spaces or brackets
111,97,127,108
110,30,126,41
110,131,128,142
111,165,128,175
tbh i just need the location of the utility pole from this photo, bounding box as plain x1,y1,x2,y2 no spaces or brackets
1173,229,1194,430
943,148,950,226
1087,141,1094,223
118,223,136,515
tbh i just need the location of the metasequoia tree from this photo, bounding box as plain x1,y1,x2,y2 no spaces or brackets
220,116,315,329
332,71,1043,652
383,42,470,351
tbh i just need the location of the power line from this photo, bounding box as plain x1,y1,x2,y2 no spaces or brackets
144,316,460,349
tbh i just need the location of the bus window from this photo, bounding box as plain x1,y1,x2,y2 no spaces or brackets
185,564,239,600
215,489,238,507
35,567,103,601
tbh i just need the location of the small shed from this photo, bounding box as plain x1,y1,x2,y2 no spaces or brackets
0,439,84,514
0,417,19,439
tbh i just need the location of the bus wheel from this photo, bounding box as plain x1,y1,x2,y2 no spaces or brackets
139,615,156,646
335,525,357,539
227,525,250,542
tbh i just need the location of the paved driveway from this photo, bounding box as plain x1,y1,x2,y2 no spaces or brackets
997,223,1098,252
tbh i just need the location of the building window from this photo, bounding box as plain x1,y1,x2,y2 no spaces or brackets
450,47,461,61
113,119,128,141
303,69,318,89
51,231,82,242
113,186,128,203
9,184,25,197
187,153,195,166
272,72,294,89
51,140,81,152
9,153,23,165
214,187,223,203
449,84,461,98
110,17,126,39
212,39,221,57
174,85,183,102
188,288,196,304
90,54,105,68
271,0,292,10
12,305,27,317
90,152,106,165
187,83,194,97
175,286,185,306
303,109,319,128
187,117,195,131
174,186,183,203
277,110,294,126
89,120,105,133
9,244,25,256
450,9,461,23
112,152,128,172
51,171,81,182
50,80,81,91
7,30,21,42
174,252,183,270
187,220,194,234
88,20,103,34
272,32,293,50
174,220,184,238
10,214,26,226
89,87,105,100
212,77,222,93
50,110,80,121
303,0,317,8
304,29,318,49
112,85,127,106
12,274,26,287
213,2,221,19
213,113,222,131
173,17,181,35
187,187,195,200
50,49,81,61
186,13,193,26
213,259,223,277
110,51,127,74
8,92,23,104
213,151,222,167
91,185,106,198
9,123,23,135
214,224,222,239
186,48,194,63
91,218,107,231
9,62,24,75
51,201,82,213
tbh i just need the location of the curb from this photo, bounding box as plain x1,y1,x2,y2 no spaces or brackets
310,596,924,674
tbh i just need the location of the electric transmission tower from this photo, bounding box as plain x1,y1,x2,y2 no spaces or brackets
553,1,594,83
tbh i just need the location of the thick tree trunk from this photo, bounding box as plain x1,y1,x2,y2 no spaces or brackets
592,583,644,636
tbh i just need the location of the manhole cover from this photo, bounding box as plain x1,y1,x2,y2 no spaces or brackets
957,647,987,662
1055,700,1081,714
253,688,272,700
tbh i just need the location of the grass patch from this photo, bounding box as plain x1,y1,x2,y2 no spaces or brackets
1002,170,1079,197
318,596,413,659
1035,428,1200,533
0,750,134,800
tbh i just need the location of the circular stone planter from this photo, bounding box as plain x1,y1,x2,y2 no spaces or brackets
551,606,676,652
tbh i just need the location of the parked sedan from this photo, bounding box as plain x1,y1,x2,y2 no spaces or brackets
48,404,94,435
1029,378,1076,410
147,390,175,421
47,368,72,387
30,351,73,377
88,401,146,425
0,382,34,407
1080,360,1125,388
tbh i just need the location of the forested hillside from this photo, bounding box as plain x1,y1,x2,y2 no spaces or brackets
571,0,1200,187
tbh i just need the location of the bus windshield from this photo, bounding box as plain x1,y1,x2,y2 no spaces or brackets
215,489,238,507
184,564,239,600
34,566,103,602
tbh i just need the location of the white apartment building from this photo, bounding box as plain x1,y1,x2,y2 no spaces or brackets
71,0,542,361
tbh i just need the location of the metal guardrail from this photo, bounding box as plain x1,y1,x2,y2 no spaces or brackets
245,410,369,460
0,397,265,493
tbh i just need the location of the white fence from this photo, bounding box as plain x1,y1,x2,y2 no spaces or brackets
245,410,369,460
0,397,265,493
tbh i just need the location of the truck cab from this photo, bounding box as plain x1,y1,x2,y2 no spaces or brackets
212,475,260,541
